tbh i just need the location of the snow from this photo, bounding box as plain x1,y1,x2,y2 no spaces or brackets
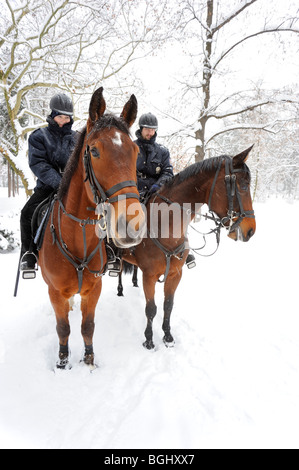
0,190,298,449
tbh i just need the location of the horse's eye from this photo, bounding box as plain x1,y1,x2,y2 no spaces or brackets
239,178,250,191
90,147,100,158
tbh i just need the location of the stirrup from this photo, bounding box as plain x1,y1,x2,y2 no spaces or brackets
186,254,196,270
187,260,196,269
20,252,38,279
108,257,122,277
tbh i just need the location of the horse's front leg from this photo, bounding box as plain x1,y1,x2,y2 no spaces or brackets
143,273,157,350
48,285,72,370
80,278,102,369
163,269,183,347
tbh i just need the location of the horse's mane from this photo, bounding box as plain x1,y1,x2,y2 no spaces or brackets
163,155,231,190
58,114,130,200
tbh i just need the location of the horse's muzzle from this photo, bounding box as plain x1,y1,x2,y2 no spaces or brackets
113,213,146,248
228,221,256,242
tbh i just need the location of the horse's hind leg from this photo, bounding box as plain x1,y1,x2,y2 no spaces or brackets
132,266,138,287
163,269,182,347
142,273,157,350
80,279,102,369
48,285,71,369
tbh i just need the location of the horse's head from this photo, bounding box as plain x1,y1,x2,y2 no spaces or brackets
84,87,146,248
209,146,256,242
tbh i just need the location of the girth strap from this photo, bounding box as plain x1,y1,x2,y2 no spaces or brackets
148,230,186,283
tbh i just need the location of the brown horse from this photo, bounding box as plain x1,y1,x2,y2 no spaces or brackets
122,147,256,350
39,87,146,369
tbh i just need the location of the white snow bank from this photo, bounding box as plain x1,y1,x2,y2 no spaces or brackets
0,195,298,449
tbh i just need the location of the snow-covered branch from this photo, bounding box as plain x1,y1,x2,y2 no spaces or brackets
205,120,290,146
213,27,299,70
211,0,258,34
209,98,298,120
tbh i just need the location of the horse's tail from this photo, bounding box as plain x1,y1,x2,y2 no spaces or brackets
123,260,134,275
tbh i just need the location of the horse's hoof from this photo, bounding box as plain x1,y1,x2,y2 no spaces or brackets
163,338,175,348
56,357,72,370
81,353,98,372
163,335,175,348
143,340,156,351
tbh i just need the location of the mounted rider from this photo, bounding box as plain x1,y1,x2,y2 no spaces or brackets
135,113,174,197
135,112,196,269
20,93,77,274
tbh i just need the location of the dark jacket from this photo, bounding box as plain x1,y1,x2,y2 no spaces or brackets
28,117,77,191
135,130,173,194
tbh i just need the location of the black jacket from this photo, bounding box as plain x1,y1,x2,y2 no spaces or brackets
28,117,77,191
135,130,173,193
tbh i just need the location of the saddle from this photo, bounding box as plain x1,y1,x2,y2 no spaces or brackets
32,192,56,252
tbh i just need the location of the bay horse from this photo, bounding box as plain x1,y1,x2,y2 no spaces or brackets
39,87,146,369
121,146,256,350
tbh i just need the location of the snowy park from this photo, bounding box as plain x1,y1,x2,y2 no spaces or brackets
0,189,298,449
1,0,298,451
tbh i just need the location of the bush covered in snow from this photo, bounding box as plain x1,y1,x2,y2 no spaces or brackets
0,222,20,252
0,189,22,253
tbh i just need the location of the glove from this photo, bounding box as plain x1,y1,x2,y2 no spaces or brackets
149,184,159,194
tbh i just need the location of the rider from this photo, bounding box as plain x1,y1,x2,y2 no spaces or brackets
135,113,174,197
135,112,196,269
20,93,77,273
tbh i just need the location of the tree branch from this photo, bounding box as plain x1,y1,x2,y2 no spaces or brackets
209,98,298,120
214,27,299,70
205,122,283,146
212,0,258,35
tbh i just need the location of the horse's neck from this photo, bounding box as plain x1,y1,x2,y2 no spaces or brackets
162,173,210,216
156,172,211,242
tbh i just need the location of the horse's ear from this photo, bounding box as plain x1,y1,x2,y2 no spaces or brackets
87,87,106,131
233,145,254,167
120,94,138,128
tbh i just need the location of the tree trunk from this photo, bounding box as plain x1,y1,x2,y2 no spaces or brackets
194,0,214,163
8,164,11,198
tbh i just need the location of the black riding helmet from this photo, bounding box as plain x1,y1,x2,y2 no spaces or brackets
50,93,73,116
139,112,158,129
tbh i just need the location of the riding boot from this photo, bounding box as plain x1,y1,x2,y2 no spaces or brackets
106,241,122,276
186,253,196,269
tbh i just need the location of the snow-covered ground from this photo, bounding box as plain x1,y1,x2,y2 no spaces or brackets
0,188,298,449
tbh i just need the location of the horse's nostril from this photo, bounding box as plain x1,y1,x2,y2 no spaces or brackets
248,228,254,239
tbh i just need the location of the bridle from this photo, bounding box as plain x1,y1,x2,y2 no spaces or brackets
208,156,255,233
83,144,140,207
155,156,255,234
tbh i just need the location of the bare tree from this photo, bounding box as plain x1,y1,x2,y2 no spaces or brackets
0,0,179,194
176,0,299,162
